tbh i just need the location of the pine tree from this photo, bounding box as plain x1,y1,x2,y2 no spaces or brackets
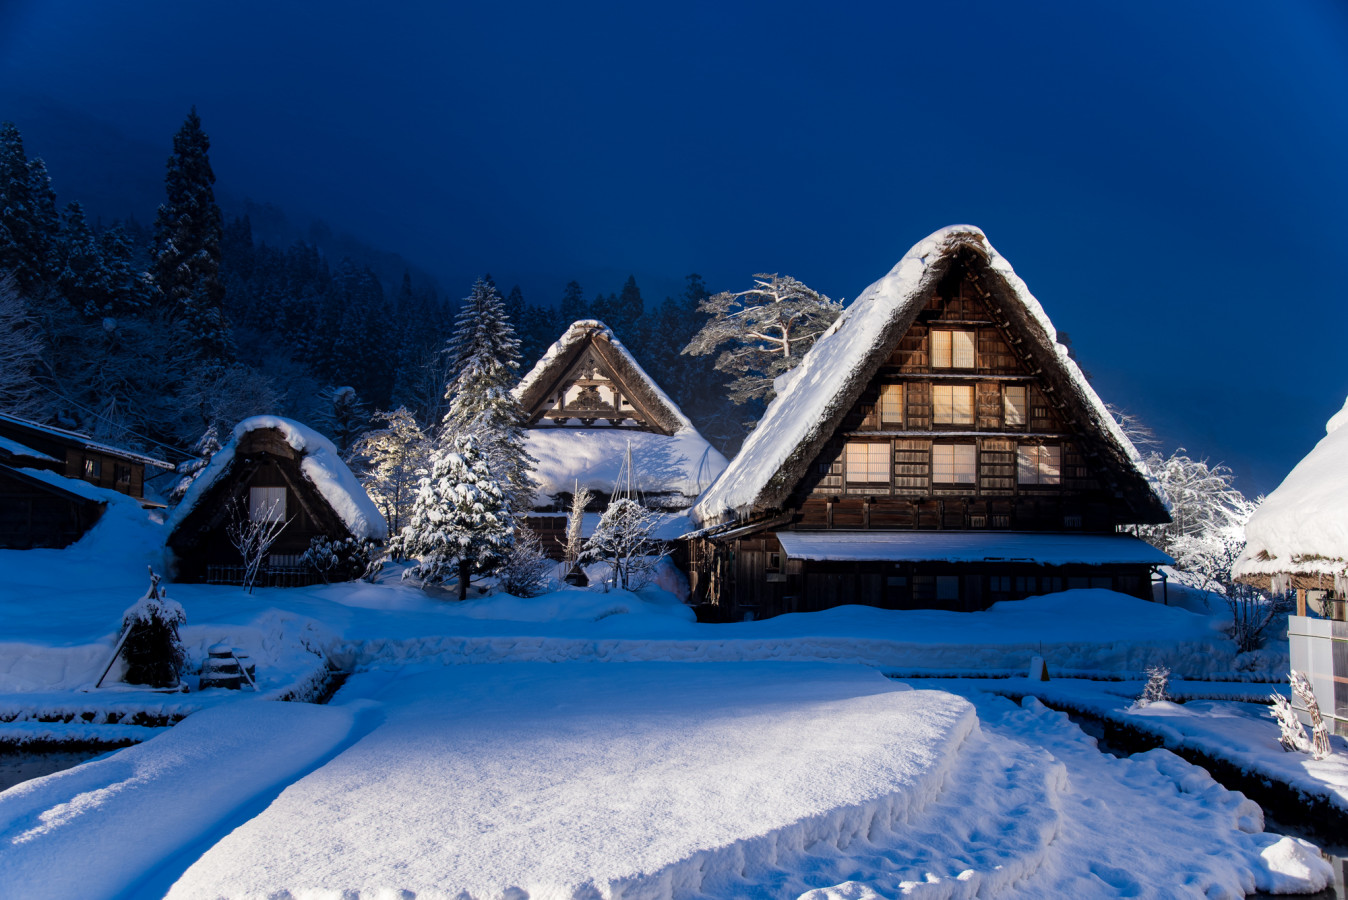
57,202,115,318
0,122,46,292
441,276,536,514
318,385,369,453
152,108,230,363
398,433,515,600
0,273,44,415
559,280,586,323
683,273,842,405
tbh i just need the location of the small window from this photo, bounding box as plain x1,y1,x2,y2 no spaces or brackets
990,575,1011,592
845,442,890,483
932,330,976,368
932,385,974,425
249,486,287,523
932,443,976,484
1064,514,1082,529
1017,445,1061,485
1004,385,1027,426
115,464,132,484
879,383,903,426
936,575,960,601
83,458,102,479
913,576,936,603
970,514,987,528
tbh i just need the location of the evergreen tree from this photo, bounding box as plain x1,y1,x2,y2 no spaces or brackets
152,108,230,363
504,284,525,326
57,202,114,318
26,157,60,286
0,273,44,415
317,384,369,453
97,225,153,317
0,122,46,292
613,274,645,347
347,406,431,541
397,433,514,600
559,279,586,323
441,276,536,513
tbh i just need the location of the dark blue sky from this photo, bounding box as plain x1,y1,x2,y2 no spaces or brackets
3,1,1346,495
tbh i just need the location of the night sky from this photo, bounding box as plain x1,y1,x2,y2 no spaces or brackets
2,1,1346,495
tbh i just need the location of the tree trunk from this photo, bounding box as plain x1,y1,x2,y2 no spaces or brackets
458,559,471,602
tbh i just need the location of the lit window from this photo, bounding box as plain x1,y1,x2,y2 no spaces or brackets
1004,385,1027,426
83,458,102,479
932,443,976,484
879,383,903,426
249,486,288,522
932,385,974,425
845,442,890,483
1017,445,1061,485
932,330,975,368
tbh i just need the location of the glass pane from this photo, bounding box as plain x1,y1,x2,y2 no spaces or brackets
1004,386,1027,425
953,386,974,424
879,383,903,425
1017,446,1038,484
954,444,976,483
952,331,976,368
846,442,889,483
931,331,951,368
1041,445,1061,485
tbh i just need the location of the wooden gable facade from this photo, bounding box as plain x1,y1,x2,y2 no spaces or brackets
0,412,172,504
688,227,1170,621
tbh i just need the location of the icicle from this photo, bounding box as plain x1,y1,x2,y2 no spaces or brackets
1272,573,1291,595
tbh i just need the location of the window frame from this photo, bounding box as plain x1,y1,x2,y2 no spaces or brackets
249,486,288,523
878,383,903,427
1003,385,1028,427
931,329,976,369
932,384,975,426
931,442,977,485
1016,444,1062,486
844,441,891,485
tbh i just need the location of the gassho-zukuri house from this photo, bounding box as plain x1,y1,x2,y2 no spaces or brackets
513,319,728,551
1232,395,1348,736
167,416,387,585
686,225,1172,620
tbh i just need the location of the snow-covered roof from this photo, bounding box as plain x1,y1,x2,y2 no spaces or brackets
4,465,114,504
168,416,388,542
776,531,1172,566
514,320,694,435
525,426,727,506
0,411,173,469
690,225,1166,530
0,434,58,463
526,510,695,543
1233,395,1348,589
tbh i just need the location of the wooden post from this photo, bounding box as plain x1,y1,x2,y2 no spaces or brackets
1297,588,1307,618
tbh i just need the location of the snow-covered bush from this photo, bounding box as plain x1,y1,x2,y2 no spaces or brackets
301,536,383,584
1289,671,1333,760
582,498,668,592
564,484,592,565
1132,665,1170,709
119,568,186,688
396,433,514,601
1269,693,1311,753
499,524,552,598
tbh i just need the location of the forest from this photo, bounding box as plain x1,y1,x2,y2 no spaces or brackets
0,111,751,467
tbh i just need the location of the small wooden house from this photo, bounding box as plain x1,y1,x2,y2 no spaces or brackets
167,416,387,585
1233,396,1348,736
687,225,1172,620
0,412,174,549
513,319,728,553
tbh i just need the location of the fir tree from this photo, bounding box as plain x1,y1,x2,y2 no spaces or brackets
152,108,230,363
57,202,115,318
559,279,586,323
0,122,47,292
441,276,536,514
347,406,430,539
398,433,515,600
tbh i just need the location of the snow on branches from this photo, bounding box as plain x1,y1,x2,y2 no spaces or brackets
396,433,514,601
582,498,668,592
1131,666,1170,709
119,567,186,688
347,406,430,540
682,273,841,405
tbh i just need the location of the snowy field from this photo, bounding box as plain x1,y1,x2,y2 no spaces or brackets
1,662,1332,899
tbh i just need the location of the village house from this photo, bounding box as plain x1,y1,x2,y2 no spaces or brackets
167,416,387,585
512,319,727,554
687,226,1172,620
1233,395,1348,736
0,411,174,549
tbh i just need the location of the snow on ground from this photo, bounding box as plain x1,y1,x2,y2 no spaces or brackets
2,663,1329,899
0,700,365,900
947,674,1348,818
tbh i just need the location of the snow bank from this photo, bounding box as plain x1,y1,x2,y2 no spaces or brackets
0,701,363,900
168,663,979,899
691,225,1159,527
167,415,387,542
1234,393,1348,586
525,425,726,505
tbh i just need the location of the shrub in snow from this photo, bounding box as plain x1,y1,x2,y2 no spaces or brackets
301,536,383,584
1289,671,1333,760
1269,693,1312,753
1132,666,1170,709
499,523,552,598
582,497,668,592
396,433,514,601
119,568,186,688
225,496,293,593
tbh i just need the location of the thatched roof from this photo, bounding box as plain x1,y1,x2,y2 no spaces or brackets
1233,396,1348,592
690,225,1168,531
514,320,691,436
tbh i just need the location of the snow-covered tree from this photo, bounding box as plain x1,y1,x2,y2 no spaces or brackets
347,406,430,540
1131,666,1170,709
1137,450,1249,558
119,568,186,688
317,385,368,454
169,425,222,507
397,433,515,601
226,497,292,593
683,273,842,404
1269,692,1311,753
440,276,536,514
582,497,668,592
499,523,552,598
0,273,44,416
564,483,593,566
152,108,230,364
